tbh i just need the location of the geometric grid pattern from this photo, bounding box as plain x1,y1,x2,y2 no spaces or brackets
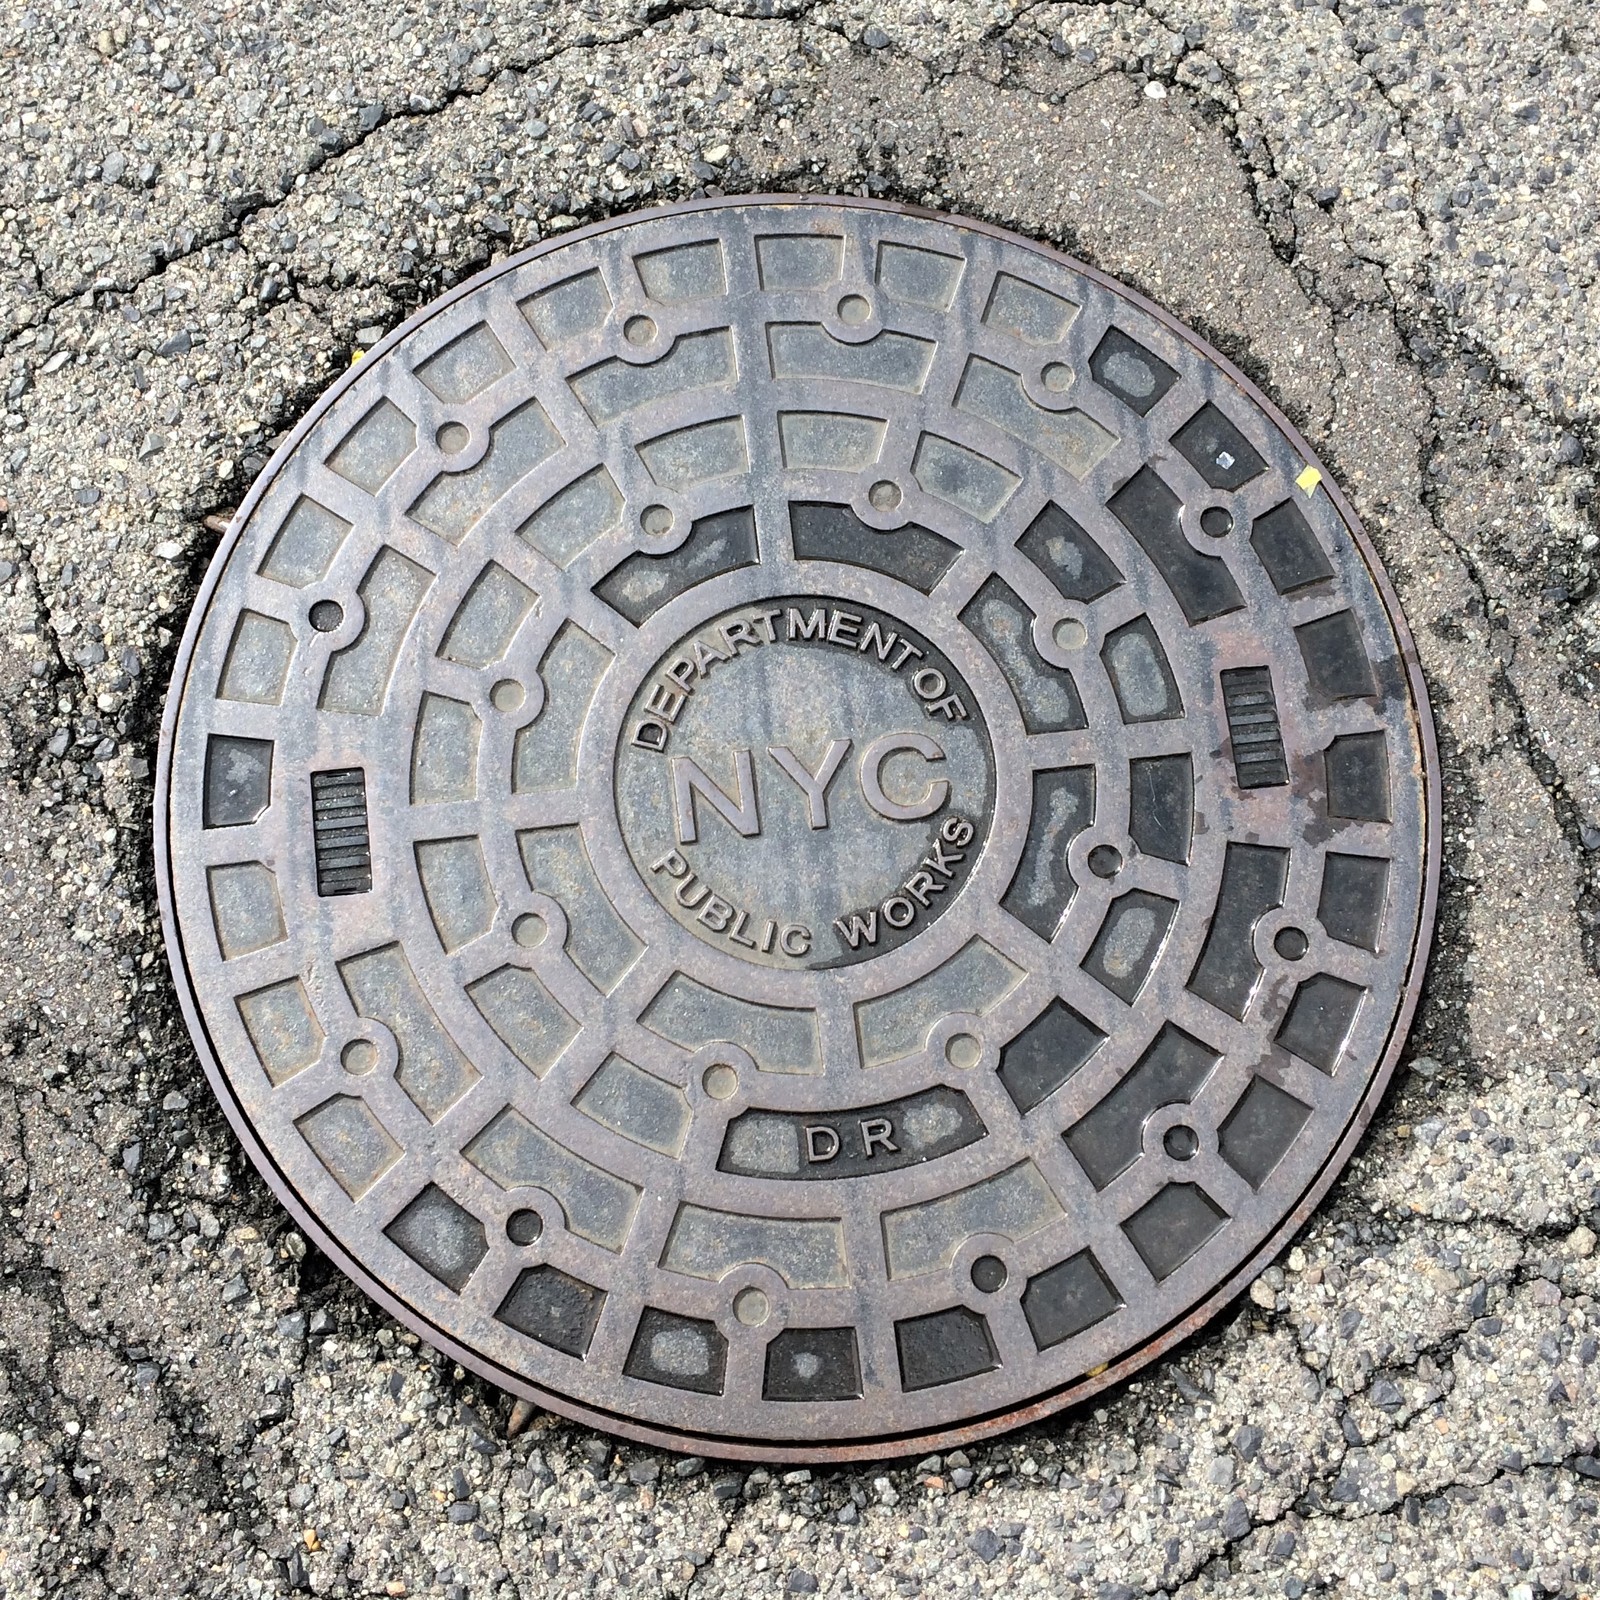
156,198,1436,1460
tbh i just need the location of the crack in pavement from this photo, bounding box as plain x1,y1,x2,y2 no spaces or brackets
0,1,834,363
2,8,1598,1597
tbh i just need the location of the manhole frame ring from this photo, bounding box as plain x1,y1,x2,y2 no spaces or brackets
154,192,1441,1464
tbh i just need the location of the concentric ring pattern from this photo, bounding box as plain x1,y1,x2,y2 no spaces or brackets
157,197,1436,1459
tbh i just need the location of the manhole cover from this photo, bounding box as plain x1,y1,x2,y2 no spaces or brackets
157,197,1437,1460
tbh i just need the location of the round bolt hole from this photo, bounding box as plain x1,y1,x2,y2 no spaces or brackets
733,1287,770,1327
340,1038,377,1075
837,293,872,326
1041,362,1074,393
1200,506,1234,538
702,1062,739,1101
309,599,344,633
971,1254,1008,1293
641,503,674,537
623,314,657,346
945,1032,981,1070
490,678,525,713
1088,844,1123,879
1274,926,1310,961
1163,1124,1200,1161
867,479,902,511
1053,617,1087,650
512,912,549,948
437,421,471,455
506,1208,544,1245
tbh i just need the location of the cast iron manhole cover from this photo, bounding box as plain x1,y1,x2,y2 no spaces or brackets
157,198,1437,1460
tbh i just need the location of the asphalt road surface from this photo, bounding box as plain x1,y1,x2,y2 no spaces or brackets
1,2,1598,1596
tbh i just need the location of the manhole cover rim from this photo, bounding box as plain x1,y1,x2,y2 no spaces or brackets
154,193,1441,1463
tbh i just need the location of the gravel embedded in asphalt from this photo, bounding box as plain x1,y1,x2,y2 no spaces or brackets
2,1,1599,1596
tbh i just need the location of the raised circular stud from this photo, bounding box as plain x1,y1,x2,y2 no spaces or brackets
945,1033,982,1070
1088,844,1124,879
491,678,525,713
340,1039,377,1074
702,1062,739,1100
734,1287,770,1327
970,1255,1008,1293
507,1208,544,1245
1163,1125,1200,1161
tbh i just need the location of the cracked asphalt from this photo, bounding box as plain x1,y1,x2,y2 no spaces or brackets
2,0,1599,1595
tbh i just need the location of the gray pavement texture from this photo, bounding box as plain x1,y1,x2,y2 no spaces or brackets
0,0,1598,1596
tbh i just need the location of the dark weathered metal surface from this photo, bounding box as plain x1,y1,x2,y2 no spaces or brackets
156,197,1438,1461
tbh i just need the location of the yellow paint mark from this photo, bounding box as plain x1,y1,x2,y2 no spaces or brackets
1087,1361,1109,1377
1295,465,1323,495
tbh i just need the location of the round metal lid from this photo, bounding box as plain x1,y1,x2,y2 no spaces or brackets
156,197,1438,1461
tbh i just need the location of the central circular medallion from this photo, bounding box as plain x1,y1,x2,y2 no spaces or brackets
615,592,995,968
156,197,1437,1464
